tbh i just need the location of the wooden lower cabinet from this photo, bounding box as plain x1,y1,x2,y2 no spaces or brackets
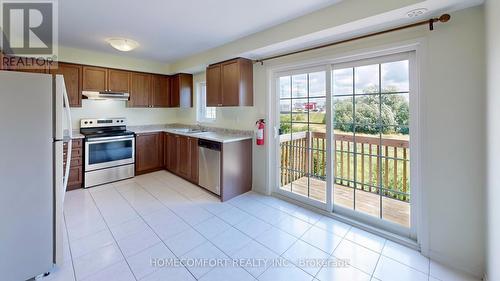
177,135,198,183
177,135,190,179
164,133,198,184
135,132,164,175
155,132,252,201
64,139,83,190
220,139,252,201
165,133,178,173
189,137,199,184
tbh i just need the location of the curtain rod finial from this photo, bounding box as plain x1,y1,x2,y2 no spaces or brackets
439,14,451,23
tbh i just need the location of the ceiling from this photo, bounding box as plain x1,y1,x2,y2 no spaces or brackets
242,0,484,60
59,0,341,63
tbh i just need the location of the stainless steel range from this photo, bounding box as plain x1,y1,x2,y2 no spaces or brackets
80,118,135,188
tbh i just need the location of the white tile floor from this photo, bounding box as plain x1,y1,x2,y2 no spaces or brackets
44,171,480,281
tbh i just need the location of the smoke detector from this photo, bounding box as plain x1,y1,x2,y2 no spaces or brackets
407,8,428,18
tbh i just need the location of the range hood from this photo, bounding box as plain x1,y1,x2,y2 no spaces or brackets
82,91,130,101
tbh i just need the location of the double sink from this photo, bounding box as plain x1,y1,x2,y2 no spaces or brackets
172,128,209,134
163,127,252,144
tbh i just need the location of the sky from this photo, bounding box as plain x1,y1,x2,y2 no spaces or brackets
279,60,410,113
279,59,409,98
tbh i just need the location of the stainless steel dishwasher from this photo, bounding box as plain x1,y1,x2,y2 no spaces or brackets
198,139,221,195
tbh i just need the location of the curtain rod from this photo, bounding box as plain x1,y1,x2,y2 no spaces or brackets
253,14,451,65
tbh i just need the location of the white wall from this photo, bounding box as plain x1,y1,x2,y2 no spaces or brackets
423,7,485,277
69,100,178,129
173,6,486,278
486,0,500,280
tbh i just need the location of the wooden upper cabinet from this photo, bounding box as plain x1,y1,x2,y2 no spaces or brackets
170,73,193,108
170,76,179,107
206,58,253,107
82,66,131,93
82,66,107,92
129,72,152,107
206,64,222,107
152,75,170,107
51,63,82,107
221,60,240,106
108,69,130,93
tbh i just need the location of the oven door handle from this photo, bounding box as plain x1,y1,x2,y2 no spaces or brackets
86,135,135,143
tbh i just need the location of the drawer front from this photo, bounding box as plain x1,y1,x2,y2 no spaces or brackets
64,139,83,190
64,139,82,149
64,158,82,168
68,166,82,183
67,166,83,190
64,147,82,159
72,139,82,148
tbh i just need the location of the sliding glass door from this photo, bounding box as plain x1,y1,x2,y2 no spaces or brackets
275,52,414,236
332,54,411,231
278,68,329,207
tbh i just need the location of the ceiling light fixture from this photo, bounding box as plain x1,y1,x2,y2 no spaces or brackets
106,38,140,52
407,8,428,18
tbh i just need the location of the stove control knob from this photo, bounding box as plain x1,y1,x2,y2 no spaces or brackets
84,121,88,125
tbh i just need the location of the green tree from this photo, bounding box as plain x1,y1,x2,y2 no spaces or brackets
282,85,409,135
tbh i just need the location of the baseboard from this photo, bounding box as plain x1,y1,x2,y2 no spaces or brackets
271,192,419,250
427,249,484,280
136,167,168,176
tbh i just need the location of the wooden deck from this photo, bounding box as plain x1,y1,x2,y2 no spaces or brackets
281,177,410,227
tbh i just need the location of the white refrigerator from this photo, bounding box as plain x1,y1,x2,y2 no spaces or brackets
0,70,72,281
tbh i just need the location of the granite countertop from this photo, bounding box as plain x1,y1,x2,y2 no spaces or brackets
64,130,85,140
164,129,252,143
129,124,253,144
129,125,169,134
72,132,85,139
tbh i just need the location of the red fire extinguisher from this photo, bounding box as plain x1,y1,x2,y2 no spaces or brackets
256,119,265,146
